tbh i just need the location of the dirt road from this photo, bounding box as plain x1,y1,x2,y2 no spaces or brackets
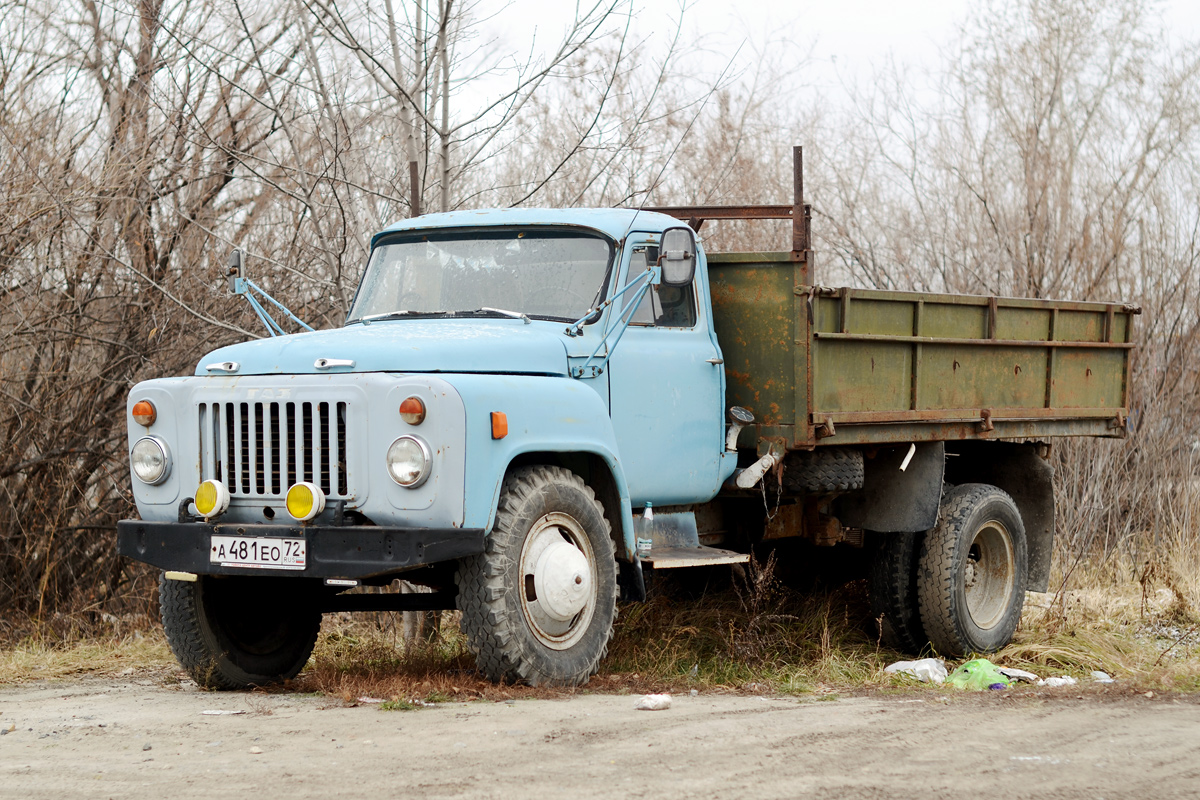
1,676,1197,799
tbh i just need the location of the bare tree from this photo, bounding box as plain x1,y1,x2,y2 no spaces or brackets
0,0,327,620
0,0,752,627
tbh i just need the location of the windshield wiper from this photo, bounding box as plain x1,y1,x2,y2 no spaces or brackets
477,307,531,324
443,308,532,324
349,310,445,325
351,308,540,326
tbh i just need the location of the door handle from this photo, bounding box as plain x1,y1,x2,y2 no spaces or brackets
314,358,356,369
706,358,724,365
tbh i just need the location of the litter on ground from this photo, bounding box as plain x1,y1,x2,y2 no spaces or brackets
945,659,1012,690
1037,676,1078,687
634,694,672,711
997,667,1039,683
884,658,948,684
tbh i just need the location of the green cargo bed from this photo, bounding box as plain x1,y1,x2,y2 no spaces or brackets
708,251,1137,450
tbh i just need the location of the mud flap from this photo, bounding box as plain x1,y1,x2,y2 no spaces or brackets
835,442,945,533
944,441,1055,592
618,557,646,602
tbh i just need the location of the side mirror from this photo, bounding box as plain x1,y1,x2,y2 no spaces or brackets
227,248,243,292
659,227,696,287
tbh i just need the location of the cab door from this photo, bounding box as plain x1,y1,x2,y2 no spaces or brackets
606,238,726,506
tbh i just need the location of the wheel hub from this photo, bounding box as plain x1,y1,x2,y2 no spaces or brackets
518,512,598,650
965,521,1015,630
533,541,592,622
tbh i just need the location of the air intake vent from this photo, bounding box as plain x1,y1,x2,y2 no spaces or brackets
199,401,349,498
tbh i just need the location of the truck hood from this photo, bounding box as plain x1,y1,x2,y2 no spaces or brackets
195,319,570,376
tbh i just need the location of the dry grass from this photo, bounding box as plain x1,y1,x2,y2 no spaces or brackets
3,547,1197,698
294,550,1200,704
0,630,173,685
0,608,174,685
1001,538,1200,691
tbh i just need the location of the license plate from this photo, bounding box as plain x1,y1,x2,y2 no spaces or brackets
210,535,306,570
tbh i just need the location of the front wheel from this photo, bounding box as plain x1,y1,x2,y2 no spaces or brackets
456,466,618,686
159,574,321,689
917,484,1027,656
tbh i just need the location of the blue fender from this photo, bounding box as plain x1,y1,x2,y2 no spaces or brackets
447,373,638,561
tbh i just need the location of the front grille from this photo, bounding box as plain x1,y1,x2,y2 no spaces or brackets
199,401,349,498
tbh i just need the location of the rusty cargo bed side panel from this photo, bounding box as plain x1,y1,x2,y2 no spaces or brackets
708,252,1135,449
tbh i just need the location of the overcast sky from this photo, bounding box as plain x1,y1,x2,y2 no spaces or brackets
491,0,1200,102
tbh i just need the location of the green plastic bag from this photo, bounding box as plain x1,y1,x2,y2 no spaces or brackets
945,658,1012,690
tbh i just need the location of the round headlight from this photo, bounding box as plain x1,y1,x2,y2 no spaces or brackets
387,435,431,487
131,436,171,485
286,482,325,522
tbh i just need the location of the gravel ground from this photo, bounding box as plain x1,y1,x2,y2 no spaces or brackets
1,676,1199,799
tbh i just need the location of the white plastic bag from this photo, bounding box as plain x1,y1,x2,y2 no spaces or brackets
1036,675,1078,687
634,694,672,711
884,658,948,684
997,667,1040,683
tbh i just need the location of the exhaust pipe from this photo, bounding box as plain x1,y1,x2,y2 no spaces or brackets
726,406,754,451
733,449,783,490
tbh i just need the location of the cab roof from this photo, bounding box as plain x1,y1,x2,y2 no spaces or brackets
371,207,686,247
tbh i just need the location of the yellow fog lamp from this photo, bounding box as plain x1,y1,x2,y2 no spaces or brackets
193,479,230,519
286,482,326,522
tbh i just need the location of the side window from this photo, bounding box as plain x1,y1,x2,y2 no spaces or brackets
628,246,697,328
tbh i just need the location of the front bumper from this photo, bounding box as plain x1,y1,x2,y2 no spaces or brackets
117,520,486,579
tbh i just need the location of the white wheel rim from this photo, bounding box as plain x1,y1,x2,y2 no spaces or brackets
964,520,1016,630
518,512,597,650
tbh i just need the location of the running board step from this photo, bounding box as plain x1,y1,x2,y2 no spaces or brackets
640,546,750,569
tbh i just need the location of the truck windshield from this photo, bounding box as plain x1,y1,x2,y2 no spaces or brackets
347,229,614,323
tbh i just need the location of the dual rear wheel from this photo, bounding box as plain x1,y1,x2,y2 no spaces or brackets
870,483,1028,656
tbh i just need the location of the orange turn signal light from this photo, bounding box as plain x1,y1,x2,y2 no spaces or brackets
491,411,508,439
399,396,426,425
132,400,157,427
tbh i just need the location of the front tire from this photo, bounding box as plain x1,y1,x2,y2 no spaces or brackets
159,574,321,689
456,466,618,686
917,484,1027,656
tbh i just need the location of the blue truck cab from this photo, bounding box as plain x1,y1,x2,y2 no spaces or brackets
118,208,746,688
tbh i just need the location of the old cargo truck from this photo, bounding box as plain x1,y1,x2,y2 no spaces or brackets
117,148,1137,688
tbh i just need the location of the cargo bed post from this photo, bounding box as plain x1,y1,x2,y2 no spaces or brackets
792,146,812,285
645,145,814,285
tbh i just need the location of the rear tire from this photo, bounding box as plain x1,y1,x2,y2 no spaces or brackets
868,531,927,652
917,484,1027,656
456,466,617,686
159,574,321,690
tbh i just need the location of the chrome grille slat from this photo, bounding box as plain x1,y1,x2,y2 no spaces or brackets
318,402,330,493
235,402,246,494
199,399,349,499
337,403,348,495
